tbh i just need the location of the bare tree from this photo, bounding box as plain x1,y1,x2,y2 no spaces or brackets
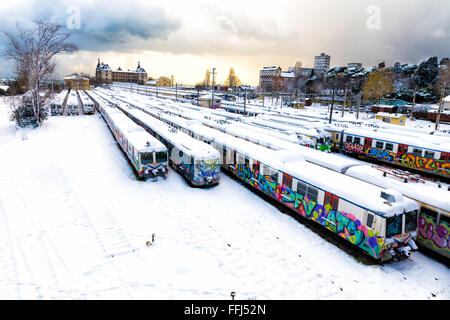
2,19,78,126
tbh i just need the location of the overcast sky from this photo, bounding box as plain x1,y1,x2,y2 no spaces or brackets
0,0,449,85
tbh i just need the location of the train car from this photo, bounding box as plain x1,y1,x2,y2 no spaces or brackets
66,91,79,116
246,117,332,152
136,101,450,262
107,92,419,261
95,93,221,187
50,90,67,116
90,92,169,180
346,165,450,260
341,127,450,179
170,113,420,261
78,91,95,115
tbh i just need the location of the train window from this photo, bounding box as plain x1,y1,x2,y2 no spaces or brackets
335,134,340,140
296,181,307,197
385,143,394,151
424,151,435,159
140,152,153,164
354,137,361,145
270,169,279,183
366,213,374,228
412,148,422,157
439,214,450,226
386,215,402,237
244,157,250,167
420,207,437,222
307,188,318,203
179,150,184,158
345,135,353,143
405,211,418,233
155,152,167,162
376,141,384,149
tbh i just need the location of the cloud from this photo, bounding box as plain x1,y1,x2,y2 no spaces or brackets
0,0,182,52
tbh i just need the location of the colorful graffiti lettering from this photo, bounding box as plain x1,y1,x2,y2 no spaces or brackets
234,164,385,259
196,159,219,178
417,214,450,257
366,148,396,162
344,143,364,154
400,154,450,176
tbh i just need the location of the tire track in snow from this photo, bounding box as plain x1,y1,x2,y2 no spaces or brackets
0,197,21,299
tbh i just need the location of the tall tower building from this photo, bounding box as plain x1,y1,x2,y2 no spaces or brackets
314,53,331,72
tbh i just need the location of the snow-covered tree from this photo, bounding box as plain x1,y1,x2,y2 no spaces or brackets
3,19,78,126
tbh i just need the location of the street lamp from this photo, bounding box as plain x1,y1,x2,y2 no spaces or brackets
230,291,236,300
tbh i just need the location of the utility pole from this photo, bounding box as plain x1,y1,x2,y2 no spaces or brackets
329,88,335,124
356,93,361,120
197,88,200,106
410,86,417,121
342,86,347,118
436,87,445,131
175,83,178,102
211,67,216,109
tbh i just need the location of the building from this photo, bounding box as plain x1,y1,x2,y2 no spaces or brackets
199,93,222,109
96,58,147,85
64,75,90,90
348,62,363,69
375,113,407,126
314,53,331,73
156,76,172,87
259,66,281,91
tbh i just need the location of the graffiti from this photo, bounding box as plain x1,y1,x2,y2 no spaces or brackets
417,214,450,255
196,159,220,179
234,164,385,259
400,154,450,176
366,148,395,161
344,143,364,154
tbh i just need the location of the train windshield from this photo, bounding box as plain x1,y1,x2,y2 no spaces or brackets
140,152,154,164
155,151,167,163
405,210,418,233
386,215,402,238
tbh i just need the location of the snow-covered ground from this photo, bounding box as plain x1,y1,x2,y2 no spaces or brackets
0,97,448,300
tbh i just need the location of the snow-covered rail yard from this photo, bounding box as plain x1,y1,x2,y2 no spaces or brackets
0,96,449,300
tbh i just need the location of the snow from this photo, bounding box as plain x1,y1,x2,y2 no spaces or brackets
0,96,449,300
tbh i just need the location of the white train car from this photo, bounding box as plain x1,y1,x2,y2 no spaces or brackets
95,91,221,187
66,91,79,116
90,91,169,180
79,91,95,115
50,90,67,116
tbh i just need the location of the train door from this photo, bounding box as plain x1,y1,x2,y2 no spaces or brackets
324,192,339,211
364,137,372,151
397,144,408,160
282,173,293,190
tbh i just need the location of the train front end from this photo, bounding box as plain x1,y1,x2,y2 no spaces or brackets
378,192,420,262
191,154,221,187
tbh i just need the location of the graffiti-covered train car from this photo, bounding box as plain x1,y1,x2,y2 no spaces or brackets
195,122,420,262
341,128,450,179
128,103,419,262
